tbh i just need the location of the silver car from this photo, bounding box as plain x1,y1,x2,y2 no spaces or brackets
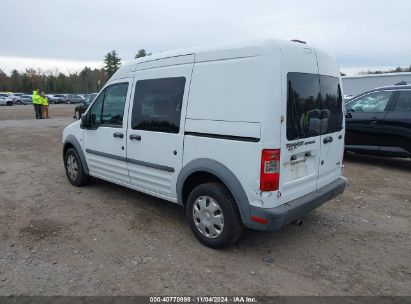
0,96,13,106
47,94,68,104
11,93,32,105
67,94,85,104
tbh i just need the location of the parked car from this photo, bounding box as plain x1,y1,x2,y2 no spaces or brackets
47,94,68,104
8,93,25,105
345,85,411,158
0,96,13,106
62,38,347,248
73,93,98,119
12,94,32,105
67,94,85,104
0,94,13,106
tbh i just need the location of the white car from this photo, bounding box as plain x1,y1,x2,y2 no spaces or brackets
0,96,13,106
62,38,347,248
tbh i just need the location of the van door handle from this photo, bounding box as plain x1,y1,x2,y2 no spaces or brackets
323,136,333,144
290,155,297,161
113,132,124,139
129,134,141,141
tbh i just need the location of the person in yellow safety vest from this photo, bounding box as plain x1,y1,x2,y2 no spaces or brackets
32,90,43,119
40,91,49,119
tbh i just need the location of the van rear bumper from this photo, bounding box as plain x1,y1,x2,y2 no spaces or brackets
247,177,347,231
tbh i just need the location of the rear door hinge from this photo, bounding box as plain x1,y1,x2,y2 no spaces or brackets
280,115,284,123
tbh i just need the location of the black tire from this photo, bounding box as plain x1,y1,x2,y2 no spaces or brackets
186,182,243,248
6,101,13,106
64,148,90,186
17,100,22,105
75,110,81,119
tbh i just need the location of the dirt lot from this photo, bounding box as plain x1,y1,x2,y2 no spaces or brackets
0,105,410,296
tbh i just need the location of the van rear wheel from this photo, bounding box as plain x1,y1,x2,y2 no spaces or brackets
186,182,243,248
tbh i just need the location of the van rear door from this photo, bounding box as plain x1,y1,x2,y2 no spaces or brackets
315,50,344,189
279,44,322,204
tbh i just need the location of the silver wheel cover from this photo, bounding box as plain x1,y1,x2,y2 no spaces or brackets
192,196,224,239
66,154,78,180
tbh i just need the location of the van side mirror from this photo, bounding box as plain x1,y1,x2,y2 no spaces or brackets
80,112,91,129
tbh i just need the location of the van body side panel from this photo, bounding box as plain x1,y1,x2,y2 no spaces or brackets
186,56,265,123
184,50,280,209
278,42,322,205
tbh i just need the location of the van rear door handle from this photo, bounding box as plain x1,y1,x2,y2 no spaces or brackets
323,136,333,144
129,134,141,141
113,132,124,139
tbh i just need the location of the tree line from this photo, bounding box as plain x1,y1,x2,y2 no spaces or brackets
358,65,411,75
0,49,150,94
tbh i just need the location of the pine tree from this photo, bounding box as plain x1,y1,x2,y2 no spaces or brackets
0,69,7,91
104,50,121,78
135,49,151,59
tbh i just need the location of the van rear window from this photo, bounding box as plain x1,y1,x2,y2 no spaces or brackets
287,73,343,140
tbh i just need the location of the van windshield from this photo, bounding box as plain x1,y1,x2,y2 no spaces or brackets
286,73,343,140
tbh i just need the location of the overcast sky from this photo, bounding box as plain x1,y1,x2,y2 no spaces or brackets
1,0,410,75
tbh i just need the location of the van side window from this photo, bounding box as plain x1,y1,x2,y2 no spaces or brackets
287,73,321,140
101,83,129,127
90,91,105,128
131,77,186,133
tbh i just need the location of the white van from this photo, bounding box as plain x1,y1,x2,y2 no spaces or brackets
62,38,347,248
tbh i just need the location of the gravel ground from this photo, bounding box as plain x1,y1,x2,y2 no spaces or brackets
0,105,410,296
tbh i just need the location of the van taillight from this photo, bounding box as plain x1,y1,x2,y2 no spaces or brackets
260,149,280,191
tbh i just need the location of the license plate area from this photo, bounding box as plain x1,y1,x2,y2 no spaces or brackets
290,160,308,179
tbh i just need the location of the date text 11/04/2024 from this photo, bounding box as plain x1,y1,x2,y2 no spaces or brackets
149,296,258,303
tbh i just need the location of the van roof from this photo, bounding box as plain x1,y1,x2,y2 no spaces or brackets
111,38,316,79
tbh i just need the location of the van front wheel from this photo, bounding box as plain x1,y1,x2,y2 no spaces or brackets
64,148,90,186
186,182,243,248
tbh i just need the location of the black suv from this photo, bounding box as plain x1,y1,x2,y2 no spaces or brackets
345,85,411,158
73,93,97,119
